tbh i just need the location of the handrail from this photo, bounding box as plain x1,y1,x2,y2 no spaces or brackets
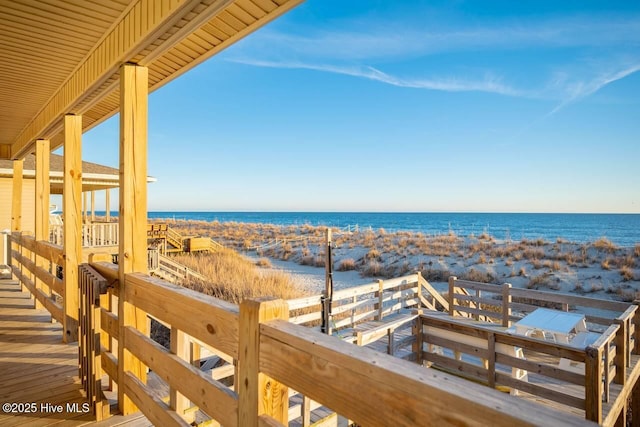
259,318,585,427
10,232,64,322
449,277,632,328
158,254,207,282
78,264,110,420
50,222,119,248
77,260,626,425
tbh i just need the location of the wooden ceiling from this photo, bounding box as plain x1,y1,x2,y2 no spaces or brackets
0,0,303,160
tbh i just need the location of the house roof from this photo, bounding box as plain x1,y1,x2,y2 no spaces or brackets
0,153,117,175
0,0,304,160
0,153,155,193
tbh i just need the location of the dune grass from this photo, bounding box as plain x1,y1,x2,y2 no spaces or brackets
172,249,305,304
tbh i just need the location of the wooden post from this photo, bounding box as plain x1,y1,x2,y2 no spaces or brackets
633,301,640,356
34,139,51,310
190,341,201,367
585,345,603,424
63,115,82,343
448,276,456,317
91,190,96,222
377,279,384,320
412,309,423,365
105,189,111,222
613,318,628,385
238,298,289,426
118,63,149,415
488,332,496,389
11,160,23,233
170,327,193,423
323,227,333,335
301,396,311,427
631,379,640,427
83,191,88,223
11,160,23,289
502,283,512,327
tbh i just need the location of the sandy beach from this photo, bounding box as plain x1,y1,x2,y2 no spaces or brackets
165,219,640,301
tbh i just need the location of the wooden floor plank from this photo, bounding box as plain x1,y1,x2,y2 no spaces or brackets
0,278,154,427
0,279,92,426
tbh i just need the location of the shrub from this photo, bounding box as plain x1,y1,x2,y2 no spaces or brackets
419,269,450,282
461,268,494,283
336,258,356,271
366,248,381,261
621,266,635,282
592,237,617,253
362,260,382,277
255,258,272,268
527,274,554,289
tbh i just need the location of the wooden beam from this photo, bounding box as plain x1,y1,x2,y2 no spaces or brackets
35,139,51,310
238,298,289,426
170,327,193,423
11,160,23,232
91,190,96,222
10,0,218,158
105,189,110,222
118,63,149,415
83,191,88,224
585,345,603,423
63,115,82,343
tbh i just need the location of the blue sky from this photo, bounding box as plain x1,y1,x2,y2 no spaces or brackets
76,0,640,213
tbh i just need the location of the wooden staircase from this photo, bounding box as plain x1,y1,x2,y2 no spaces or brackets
147,248,207,284
146,223,223,254
166,226,184,252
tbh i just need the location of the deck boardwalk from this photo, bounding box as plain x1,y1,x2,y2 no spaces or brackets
0,278,151,427
0,278,93,426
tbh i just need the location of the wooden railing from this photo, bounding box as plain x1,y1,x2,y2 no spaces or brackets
9,232,64,322
448,276,633,329
157,253,207,283
6,234,619,425
256,317,584,427
165,226,184,251
89,261,240,426
78,263,110,421
288,273,430,330
417,309,638,424
50,222,119,248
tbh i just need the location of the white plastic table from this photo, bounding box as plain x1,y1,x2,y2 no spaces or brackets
513,308,587,344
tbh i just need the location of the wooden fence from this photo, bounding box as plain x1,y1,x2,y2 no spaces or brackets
8,233,622,426
78,263,110,420
50,222,119,248
288,272,446,329
449,276,634,329
85,260,588,426
443,277,640,424
9,232,64,322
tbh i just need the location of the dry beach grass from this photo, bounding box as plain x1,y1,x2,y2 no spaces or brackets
158,219,640,302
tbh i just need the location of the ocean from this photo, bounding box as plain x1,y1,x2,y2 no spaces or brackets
119,212,640,247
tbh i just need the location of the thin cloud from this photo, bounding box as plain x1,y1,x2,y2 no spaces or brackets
237,15,640,62
229,58,525,97
546,64,640,116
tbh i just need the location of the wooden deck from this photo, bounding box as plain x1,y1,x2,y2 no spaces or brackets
0,278,150,427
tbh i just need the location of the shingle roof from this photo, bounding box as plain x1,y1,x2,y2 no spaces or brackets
0,154,117,176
